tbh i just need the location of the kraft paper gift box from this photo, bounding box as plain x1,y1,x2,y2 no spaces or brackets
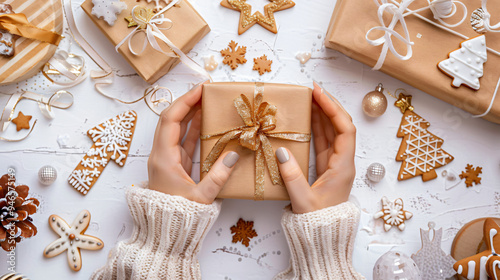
200,82,312,200
81,0,210,84
325,0,500,124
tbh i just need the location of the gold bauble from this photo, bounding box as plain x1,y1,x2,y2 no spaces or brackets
362,83,387,118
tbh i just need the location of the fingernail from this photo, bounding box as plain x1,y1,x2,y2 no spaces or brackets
223,152,239,168
313,80,325,94
276,147,289,164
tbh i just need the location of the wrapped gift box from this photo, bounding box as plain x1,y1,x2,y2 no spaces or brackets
81,0,210,84
201,82,312,200
325,0,500,124
0,0,63,85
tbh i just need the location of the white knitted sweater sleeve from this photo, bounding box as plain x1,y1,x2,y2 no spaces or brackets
90,186,221,280
274,201,365,280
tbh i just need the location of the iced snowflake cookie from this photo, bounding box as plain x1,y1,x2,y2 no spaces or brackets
68,111,137,195
374,196,413,232
43,210,104,271
91,0,127,26
438,35,487,90
0,4,17,57
454,218,500,280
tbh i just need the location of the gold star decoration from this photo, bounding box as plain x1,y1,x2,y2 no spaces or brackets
124,6,155,29
220,0,295,35
11,111,32,131
394,93,414,114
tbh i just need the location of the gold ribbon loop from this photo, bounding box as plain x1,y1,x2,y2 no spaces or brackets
201,84,311,200
0,13,61,45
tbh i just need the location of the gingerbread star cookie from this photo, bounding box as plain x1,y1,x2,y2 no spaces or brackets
11,112,32,131
454,218,500,280
373,196,413,231
220,0,295,34
43,210,104,271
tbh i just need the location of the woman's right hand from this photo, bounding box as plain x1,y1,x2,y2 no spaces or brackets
275,82,357,214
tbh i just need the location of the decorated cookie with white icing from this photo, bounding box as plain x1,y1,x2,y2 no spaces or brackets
454,218,500,280
68,110,137,195
43,210,104,271
373,196,413,232
438,35,487,90
91,0,127,26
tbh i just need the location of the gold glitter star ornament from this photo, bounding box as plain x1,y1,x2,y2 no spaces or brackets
394,92,414,114
220,0,295,34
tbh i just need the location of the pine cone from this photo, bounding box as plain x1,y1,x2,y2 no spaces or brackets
0,174,39,251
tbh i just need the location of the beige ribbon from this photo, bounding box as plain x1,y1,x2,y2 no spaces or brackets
0,90,73,141
200,83,311,200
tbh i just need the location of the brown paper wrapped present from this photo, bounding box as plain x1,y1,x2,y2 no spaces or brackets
325,0,500,124
81,0,210,84
200,82,312,200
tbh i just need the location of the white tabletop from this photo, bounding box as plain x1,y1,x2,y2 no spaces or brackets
1,0,499,279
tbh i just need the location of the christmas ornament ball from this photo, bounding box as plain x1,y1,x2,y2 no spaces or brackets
362,83,388,117
367,163,386,183
373,251,422,280
38,165,57,185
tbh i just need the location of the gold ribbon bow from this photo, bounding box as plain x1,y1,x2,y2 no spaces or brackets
0,13,61,46
201,83,311,200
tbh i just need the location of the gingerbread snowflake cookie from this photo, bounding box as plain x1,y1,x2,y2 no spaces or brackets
460,164,482,187
44,210,104,271
221,40,247,70
68,111,137,195
374,197,413,232
230,218,257,247
0,4,17,57
91,0,127,26
253,55,272,75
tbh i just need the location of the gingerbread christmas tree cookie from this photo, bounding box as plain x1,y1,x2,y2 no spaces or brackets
438,35,487,90
395,93,453,182
68,111,137,195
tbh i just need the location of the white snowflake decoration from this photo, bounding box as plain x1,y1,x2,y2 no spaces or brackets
374,196,413,232
91,0,127,26
140,0,175,12
68,111,137,195
43,210,104,271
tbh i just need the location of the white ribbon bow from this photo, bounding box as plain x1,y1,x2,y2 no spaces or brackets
366,0,467,70
116,0,210,79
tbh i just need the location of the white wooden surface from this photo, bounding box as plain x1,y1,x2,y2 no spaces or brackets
1,0,500,279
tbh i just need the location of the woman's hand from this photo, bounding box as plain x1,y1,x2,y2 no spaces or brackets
276,82,356,214
148,82,240,204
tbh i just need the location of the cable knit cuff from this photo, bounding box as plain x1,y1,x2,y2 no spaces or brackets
275,202,365,280
91,186,221,280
